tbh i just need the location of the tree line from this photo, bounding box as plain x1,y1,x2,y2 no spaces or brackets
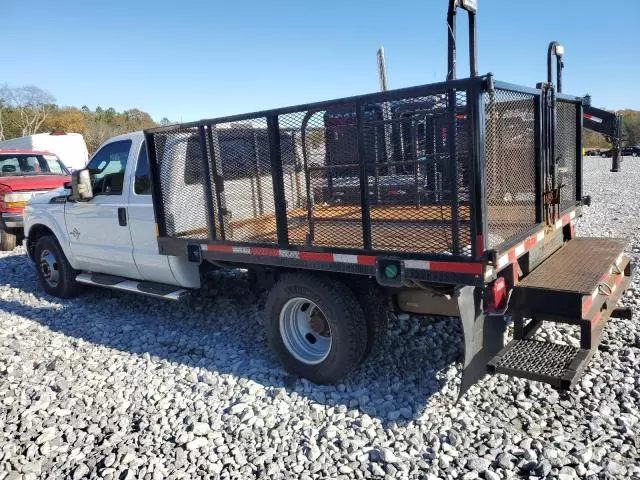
0,84,170,154
1,83,637,154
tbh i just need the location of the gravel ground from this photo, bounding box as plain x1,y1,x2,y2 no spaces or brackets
0,156,639,480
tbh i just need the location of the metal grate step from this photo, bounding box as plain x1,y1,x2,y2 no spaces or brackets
487,339,593,390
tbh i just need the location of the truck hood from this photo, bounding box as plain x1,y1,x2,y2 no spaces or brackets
0,175,70,191
28,186,69,205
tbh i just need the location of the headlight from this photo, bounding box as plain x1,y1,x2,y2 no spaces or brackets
4,192,34,209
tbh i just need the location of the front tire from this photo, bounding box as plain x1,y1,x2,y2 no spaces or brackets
34,235,78,298
0,230,17,251
265,273,367,384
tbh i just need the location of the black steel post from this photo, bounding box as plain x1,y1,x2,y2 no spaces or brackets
556,56,563,93
198,125,217,241
576,101,583,200
145,132,168,238
534,95,544,223
205,125,227,240
549,85,558,221
547,43,555,84
611,115,622,172
267,115,289,244
469,81,486,260
469,12,478,78
356,102,372,250
447,0,457,81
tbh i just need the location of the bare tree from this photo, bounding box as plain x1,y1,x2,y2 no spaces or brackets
0,85,56,137
83,118,121,154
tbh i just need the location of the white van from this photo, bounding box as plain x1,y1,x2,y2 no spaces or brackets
0,132,89,171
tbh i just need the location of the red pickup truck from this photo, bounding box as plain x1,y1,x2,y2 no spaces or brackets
0,150,70,250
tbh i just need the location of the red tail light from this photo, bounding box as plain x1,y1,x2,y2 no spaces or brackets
487,277,507,311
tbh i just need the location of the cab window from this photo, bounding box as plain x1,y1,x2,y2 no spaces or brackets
87,140,131,195
134,142,151,195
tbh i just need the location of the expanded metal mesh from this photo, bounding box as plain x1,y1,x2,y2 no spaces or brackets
495,339,579,379
150,127,209,239
484,89,537,247
361,91,471,254
556,101,578,213
281,106,365,249
150,88,475,255
208,119,279,244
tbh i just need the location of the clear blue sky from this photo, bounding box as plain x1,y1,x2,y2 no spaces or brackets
4,0,639,122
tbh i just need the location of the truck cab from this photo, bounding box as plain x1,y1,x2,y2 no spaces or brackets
24,132,200,297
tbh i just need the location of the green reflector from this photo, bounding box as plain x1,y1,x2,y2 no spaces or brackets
384,264,399,278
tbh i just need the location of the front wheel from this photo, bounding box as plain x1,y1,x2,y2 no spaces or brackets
34,235,78,298
265,273,367,384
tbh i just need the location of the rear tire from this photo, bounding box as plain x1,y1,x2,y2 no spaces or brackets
34,235,78,298
348,279,389,360
0,230,17,251
265,273,367,384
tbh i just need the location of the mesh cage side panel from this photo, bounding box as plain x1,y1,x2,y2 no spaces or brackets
556,101,578,213
361,91,472,255
210,118,278,244
484,89,537,248
151,127,209,239
303,104,363,249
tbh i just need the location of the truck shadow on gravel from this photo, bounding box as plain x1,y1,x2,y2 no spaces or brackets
0,250,462,428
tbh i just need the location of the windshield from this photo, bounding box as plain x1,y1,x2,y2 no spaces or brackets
0,154,69,176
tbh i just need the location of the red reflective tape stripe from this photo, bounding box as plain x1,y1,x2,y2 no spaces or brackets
299,251,335,263
357,255,376,265
429,262,483,275
207,244,233,253
584,113,603,124
562,214,570,226
251,247,280,257
525,236,537,250
508,250,516,263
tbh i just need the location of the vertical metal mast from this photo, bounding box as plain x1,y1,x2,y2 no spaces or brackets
377,47,394,174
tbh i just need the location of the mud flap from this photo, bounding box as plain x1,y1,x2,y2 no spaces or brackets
457,286,507,399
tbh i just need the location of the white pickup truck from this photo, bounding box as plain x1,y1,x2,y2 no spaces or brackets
24,132,201,298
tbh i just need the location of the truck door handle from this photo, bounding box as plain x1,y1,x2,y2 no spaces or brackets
118,207,127,227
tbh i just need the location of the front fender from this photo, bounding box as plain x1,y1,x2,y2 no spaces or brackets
24,205,78,269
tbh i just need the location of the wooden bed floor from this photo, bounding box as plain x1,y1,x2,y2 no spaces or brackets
174,203,532,253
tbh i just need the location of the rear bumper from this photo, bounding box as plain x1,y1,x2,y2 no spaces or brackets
0,213,23,229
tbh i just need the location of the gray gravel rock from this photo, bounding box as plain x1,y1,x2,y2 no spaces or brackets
0,158,637,478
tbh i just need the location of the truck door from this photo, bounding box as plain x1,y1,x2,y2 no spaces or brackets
64,139,141,278
127,140,178,283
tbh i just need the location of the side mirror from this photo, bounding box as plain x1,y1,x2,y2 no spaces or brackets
71,169,93,201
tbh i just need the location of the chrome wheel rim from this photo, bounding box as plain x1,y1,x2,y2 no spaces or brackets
279,297,332,365
39,248,59,288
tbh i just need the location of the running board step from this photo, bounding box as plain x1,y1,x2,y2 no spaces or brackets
76,273,189,301
487,339,593,390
